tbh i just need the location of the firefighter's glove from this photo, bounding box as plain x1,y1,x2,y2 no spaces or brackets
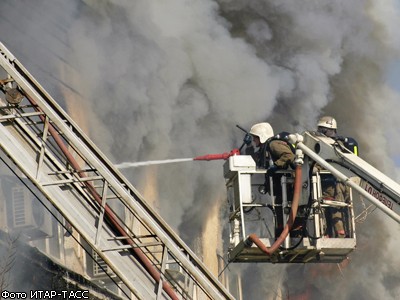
266,165,278,177
243,133,252,145
335,135,346,142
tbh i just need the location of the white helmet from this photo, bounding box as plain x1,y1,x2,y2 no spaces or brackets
317,116,337,130
249,122,274,143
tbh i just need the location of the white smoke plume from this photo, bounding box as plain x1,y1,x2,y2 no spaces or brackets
1,0,400,299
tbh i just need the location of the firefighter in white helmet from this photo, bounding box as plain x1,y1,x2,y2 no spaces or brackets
315,116,355,238
245,122,295,237
317,116,337,138
247,122,295,174
317,115,359,155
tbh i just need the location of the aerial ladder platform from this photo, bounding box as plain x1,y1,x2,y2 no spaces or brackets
224,131,400,264
0,41,234,300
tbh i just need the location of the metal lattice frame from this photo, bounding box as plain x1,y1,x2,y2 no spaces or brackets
0,41,234,300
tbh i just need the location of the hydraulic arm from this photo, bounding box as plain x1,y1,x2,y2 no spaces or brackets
293,131,400,223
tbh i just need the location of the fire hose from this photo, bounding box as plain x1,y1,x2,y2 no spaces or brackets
245,165,302,255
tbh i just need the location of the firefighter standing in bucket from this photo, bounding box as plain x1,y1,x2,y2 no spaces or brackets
316,116,358,238
245,122,295,237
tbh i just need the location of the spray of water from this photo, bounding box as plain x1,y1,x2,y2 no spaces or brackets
115,158,193,169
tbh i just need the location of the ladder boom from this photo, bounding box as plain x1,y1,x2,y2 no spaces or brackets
0,41,233,300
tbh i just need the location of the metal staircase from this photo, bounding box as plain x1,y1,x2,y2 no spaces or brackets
0,41,233,300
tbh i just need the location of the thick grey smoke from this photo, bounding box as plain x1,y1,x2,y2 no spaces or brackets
63,0,283,240
1,0,400,299
214,0,400,299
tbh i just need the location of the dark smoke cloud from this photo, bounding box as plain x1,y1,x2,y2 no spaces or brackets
1,0,400,299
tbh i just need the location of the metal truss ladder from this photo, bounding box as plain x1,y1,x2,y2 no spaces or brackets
0,41,233,300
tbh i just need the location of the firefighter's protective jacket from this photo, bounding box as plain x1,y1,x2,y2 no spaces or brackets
268,140,295,168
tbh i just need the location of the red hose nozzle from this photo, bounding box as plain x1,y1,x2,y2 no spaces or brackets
193,148,240,161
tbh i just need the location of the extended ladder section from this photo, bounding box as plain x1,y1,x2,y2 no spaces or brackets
0,42,233,300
